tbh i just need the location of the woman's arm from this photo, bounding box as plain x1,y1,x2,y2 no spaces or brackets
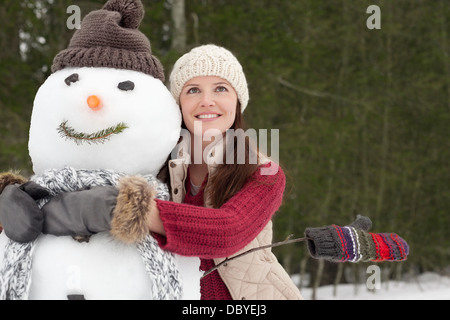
0,177,153,244
0,164,285,256
153,164,286,259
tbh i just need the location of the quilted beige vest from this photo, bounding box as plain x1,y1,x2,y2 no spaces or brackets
167,137,303,300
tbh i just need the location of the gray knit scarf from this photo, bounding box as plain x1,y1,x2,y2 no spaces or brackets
0,167,182,300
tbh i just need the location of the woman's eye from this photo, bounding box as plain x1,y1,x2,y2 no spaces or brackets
216,86,228,93
187,87,200,94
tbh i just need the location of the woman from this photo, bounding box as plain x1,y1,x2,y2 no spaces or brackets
0,45,302,300
149,45,302,299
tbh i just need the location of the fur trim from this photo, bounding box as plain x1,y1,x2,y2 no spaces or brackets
111,176,156,244
0,171,28,232
0,171,28,194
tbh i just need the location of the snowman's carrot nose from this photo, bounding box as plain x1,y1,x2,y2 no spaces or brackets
87,95,102,110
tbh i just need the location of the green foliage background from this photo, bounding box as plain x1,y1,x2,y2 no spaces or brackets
1,0,449,285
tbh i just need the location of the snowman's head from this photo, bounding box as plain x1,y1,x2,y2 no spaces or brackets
29,67,181,176
29,0,182,176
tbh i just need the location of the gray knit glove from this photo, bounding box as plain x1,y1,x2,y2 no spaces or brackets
304,215,372,262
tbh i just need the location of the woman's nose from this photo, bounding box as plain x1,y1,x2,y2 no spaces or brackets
87,95,103,111
200,93,215,107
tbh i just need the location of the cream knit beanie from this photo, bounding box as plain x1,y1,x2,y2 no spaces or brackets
169,44,249,112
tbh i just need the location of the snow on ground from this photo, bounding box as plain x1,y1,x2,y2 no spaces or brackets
297,272,450,300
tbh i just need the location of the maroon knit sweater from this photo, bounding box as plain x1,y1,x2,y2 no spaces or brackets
154,163,286,300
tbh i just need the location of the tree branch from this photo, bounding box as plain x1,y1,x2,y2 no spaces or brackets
202,235,309,279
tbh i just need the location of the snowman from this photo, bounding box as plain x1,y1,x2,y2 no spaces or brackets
0,0,201,300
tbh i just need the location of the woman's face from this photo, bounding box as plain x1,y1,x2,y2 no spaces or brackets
179,76,238,137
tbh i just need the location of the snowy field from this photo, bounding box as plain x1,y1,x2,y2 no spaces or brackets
298,272,450,300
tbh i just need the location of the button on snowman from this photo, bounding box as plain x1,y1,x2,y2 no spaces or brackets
0,0,201,300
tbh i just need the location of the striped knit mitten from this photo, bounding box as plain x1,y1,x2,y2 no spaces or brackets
304,215,409,263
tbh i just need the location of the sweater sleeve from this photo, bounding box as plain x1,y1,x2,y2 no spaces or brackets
154,163,286,259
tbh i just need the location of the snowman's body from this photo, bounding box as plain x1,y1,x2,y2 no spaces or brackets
0,67,201,299
0,232,200,300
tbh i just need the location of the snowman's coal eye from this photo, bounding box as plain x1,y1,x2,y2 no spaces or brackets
65,73,79,86
118,81,135,91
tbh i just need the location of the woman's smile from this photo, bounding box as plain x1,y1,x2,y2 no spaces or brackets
195,113,222,121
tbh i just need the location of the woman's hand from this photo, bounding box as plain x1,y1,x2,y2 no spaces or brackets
41,186,118,237
0,173,163,244
0,181,49,243
41,175,163,243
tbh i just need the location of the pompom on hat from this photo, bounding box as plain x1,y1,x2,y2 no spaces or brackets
169,44,250,112
52,0,165,82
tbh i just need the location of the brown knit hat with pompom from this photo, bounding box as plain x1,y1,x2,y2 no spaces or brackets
52,0,165,82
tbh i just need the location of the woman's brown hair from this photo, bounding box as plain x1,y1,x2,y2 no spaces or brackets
204,103,261,208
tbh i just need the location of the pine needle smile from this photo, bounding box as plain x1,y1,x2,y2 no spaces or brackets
58,120,128,145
